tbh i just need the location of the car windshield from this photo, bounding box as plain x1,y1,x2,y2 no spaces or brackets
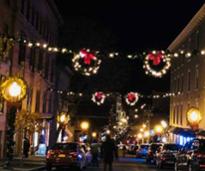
193,140,205,152
52,143,77,151
151,144,161,151
140,145,148,149
163,144,179,151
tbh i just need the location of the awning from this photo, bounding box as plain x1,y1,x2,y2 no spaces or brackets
170,127,195,137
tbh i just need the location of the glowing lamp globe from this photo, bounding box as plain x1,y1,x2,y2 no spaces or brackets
137,133,143,139
154,125,163,134
1,77,27,103
187,108,202,128
80,121,90,131
92,132,97,138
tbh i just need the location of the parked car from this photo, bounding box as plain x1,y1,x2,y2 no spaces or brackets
136,144,149,158
128,144,139,155
46,142,86,171
156,143,181,169
175,139,205,171
146,143,162,164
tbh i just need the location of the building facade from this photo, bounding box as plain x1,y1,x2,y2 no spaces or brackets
169,4,205,145
0,0,62,158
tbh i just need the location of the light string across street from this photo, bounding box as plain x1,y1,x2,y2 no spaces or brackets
2,35,205,78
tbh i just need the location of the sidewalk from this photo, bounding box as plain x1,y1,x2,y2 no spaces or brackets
0,156,45,171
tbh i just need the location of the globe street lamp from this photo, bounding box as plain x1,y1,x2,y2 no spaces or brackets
154,125,163,134
187,107,202,131
92,132,97,138
80,121,90,131
161,120,168,129
0,77,27,167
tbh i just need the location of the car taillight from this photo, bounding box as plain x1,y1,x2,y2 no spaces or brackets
46,150,54,159
70,152,77,160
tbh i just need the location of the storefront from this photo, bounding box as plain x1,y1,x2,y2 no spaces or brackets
169,127,195,145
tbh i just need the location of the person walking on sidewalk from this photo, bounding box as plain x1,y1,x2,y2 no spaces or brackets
23,137,30,158
101,134,118,171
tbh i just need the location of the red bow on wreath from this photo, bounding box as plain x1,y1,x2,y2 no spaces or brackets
80,49,95,65
148,51,164,65
95,92,103,101
127,93,136,102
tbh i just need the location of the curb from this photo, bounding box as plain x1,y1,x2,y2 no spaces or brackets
13,166,45,171
0,166,45,171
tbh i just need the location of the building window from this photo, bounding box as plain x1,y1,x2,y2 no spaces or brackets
45,55,49,79
26,0,30,21
18,33,26,65
195,66,199,89
180,105,183,125
42,91,47,113
21,0,25,14
38,49,43,71
173,107,176,124
27,87,32,112
187,70,191,91
31,7,35,26
176,106,179,125
48,94,52,113
177,77,180,92
29,47,36,72
35,90,40,113
181,74,184,92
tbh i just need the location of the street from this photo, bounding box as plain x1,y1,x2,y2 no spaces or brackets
44,157,172,171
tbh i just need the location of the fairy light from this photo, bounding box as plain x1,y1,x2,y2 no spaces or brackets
43,44,48,48
28,42,33,47
36,42,40,47
201,50,205,55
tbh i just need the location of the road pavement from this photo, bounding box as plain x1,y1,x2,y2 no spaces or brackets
43,157,173,171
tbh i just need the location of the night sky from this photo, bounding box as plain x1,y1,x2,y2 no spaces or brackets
55,1,205,127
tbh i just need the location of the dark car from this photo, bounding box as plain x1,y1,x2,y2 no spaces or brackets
46,142,86,171
136,144,149,158
175,139,205,171
146,143,162,164
156,143,181,169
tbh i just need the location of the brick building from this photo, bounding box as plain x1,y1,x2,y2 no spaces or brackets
0,0,63,158
169,3,205,145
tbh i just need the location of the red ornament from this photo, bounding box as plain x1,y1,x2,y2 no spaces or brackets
80,49,95,65
148,51,164,65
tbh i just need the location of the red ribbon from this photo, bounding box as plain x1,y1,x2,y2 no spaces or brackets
80,49,95,65
127,93,136,102
148,51,164,65
96,92,103,101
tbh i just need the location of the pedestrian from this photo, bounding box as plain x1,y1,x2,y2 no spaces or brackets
91,140,100,167
101,134,118,171
23,136,30,158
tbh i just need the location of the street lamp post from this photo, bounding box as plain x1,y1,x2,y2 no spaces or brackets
57,112,70,142
0,77,27,168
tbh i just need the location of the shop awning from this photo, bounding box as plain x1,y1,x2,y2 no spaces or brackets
170,127,195,137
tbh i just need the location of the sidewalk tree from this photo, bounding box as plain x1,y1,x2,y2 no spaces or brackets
15,110,43,136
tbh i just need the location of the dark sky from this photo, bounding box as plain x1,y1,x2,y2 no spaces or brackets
55,1,205,127
55,0,205,93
